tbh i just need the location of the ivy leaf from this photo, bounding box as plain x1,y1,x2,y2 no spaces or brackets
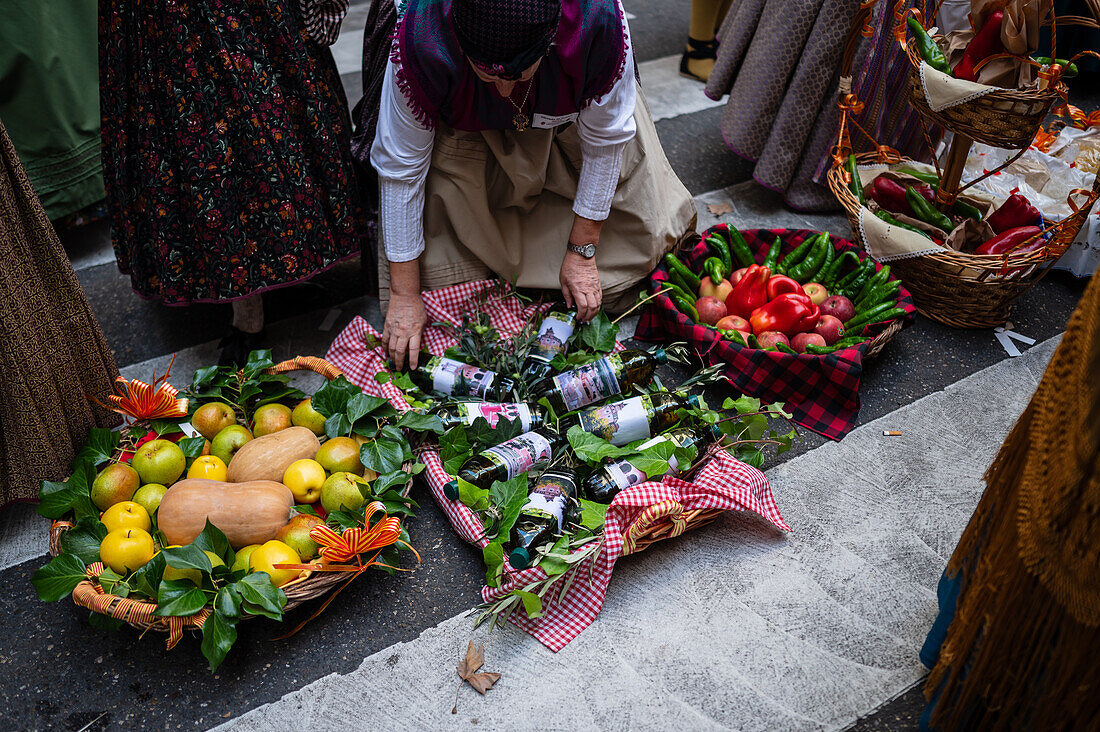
311,376,360,418
129,551,166,600
37,461,97,521
440,426,470,475
346,393,387,423
192,520,233,565
237,573,287,620
31,554,87,602
577,311,619,353
96,568,128,597
514,590,543,618
150,420,184,436
359,437,406,475
324,413,352,440
536,536,572,577
737,446,765,469
395,412,445,435
59,517,108,565
293,503,324,519
215,585,244,619
579,499,609,530
373,470,411,494
154,579,209,616
488,473,529,539
723,396,762,414
776,428,797,455
457,479,489,511
161,543,213,573
178,436,207,459
74,428,121,468
566,425,633,464
88,611,124,632
483,542,504,588
200,609,238,671
190,365,222,393
241,349,275,378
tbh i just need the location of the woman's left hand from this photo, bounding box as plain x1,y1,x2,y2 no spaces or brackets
560,251,602,322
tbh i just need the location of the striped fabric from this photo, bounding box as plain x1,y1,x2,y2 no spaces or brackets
325,280,789,651
298,0,350,45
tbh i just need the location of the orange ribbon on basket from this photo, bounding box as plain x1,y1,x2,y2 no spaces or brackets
94,354,188,421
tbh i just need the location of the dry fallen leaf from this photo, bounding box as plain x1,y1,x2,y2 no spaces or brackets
706,201,733,216
453,642,502,713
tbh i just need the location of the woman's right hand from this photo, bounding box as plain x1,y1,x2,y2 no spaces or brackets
383,291,428,370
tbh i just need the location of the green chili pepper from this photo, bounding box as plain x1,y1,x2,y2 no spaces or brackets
761,236,782,270
775,342,799,355
812,238,836,284
854,264,890,303
952,198,983,222
660,281,693,302
907,17,950,74
706,233,735,275
820,251,860,289
896,167,940,187
667,267,693,294
840,259,876,300
671,293,699,322
875,210,934,240
1033,57,1078,77
776,234,817,275
725,229,755,269
720,329,750,347
787,233,830,283
906,187,953,231
856,280,901,312
664,253,701,291
834,258,868,294
703,256,727,284
844,302,900,332
846,155,866,205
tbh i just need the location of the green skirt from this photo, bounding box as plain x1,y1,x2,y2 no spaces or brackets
0,0,105,220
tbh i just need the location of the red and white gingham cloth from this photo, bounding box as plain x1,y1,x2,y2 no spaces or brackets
326,280,790,651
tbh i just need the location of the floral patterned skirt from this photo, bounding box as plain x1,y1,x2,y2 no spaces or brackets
99,0,365,304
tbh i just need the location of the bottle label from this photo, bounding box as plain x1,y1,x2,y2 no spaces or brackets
428,356,496,398
529,312,575,363
482,432,553,478
551,354,621,412
523,471,576,532
456,402,532,431
578,394,653,446
604,435,680,490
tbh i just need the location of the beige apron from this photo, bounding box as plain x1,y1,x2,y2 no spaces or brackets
378,87,697,311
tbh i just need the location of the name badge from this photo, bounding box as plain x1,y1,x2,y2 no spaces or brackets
531,112,579,129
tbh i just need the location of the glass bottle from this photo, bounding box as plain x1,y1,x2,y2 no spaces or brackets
507,448,584,570
408,352,515,400
583,425,722,503
559,391,701,447
531,348,667,414
443,429,564,499
433,402,544,432
521,311,577,383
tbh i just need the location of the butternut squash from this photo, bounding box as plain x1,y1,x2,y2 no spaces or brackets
158,479,294,548
226,426,320,483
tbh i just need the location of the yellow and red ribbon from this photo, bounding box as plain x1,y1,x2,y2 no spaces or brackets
95,354,188,421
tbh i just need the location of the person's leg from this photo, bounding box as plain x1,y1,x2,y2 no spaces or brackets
231,294,264,334
681,0,725,82
220,294,267,367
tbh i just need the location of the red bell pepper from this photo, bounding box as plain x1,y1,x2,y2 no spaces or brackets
725,264,771,319
953,11,1004,82
749,293,820,336
868,177,914,216
765,274,804,300
975,226,1043,255
986,193,1042,234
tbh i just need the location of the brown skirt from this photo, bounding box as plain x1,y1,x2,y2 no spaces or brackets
378,88,697,311
0,118,121,506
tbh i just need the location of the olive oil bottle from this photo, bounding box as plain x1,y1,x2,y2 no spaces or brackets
408,352,515,399
507,448,585,570
559,391,701,446
443,429,564,499
521,311,577,382
583,425,721,503
433,402,544,431
531,348,667,414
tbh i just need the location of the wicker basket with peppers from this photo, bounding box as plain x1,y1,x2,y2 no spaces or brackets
656,225,910,356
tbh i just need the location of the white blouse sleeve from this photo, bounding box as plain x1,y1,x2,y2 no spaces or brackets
573,6,638,222
370,58,435,263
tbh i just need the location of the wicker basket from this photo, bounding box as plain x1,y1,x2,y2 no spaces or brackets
828,153,1098,329
48,355,410,641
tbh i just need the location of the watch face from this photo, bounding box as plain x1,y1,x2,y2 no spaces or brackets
571,243,596,258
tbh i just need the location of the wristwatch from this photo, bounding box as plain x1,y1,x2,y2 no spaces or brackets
567,242,597,259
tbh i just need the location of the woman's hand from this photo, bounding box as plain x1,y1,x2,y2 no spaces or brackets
560,252,602,322
384,259,427,370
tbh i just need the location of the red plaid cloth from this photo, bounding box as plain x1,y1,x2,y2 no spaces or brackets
635,227,918,441
326,280,789,651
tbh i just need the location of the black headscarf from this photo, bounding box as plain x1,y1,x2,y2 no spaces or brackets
451,0,562,80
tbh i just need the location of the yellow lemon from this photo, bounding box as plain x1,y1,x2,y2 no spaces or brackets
249,540,301,587
99,528,155,574
187,455,228,481
282,459,326,503
100,501,152,533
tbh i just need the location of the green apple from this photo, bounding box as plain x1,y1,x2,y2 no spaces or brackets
132,483,169,517
275,514,323,561
90,463,140,511
163,549,224,586
132,439,186,486
291,398,327,435
320,472,367,513
231,544,262,573
210,425,252,467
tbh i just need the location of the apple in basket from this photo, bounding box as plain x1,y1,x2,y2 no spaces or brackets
695,296,728,325
715,314,751,333
821,295,855,323
698,276,733,302
792,332,827,354
803,283,829,306
756,331,789,350
813,315,846,345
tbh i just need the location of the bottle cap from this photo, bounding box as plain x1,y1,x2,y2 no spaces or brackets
687,394,704,409
653,348,668,365
442,480,459,500
509,547,530,570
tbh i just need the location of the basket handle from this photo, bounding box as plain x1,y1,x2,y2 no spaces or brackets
622,500,688,556
266,356,344,380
